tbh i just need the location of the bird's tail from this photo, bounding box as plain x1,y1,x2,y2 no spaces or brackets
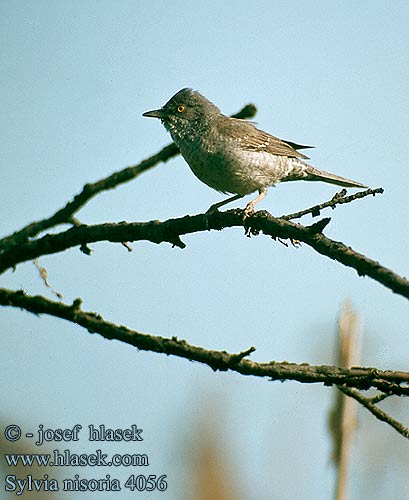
294,162,367,189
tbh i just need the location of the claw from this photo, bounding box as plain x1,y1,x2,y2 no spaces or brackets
243,201,256,218
290,238,301,247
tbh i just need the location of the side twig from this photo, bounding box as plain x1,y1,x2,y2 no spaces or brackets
282,187,384,221
337,385,409,439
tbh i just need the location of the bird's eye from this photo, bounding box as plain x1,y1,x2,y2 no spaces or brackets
177,105,185,113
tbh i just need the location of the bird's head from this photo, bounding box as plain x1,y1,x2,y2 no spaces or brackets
143,88,221,140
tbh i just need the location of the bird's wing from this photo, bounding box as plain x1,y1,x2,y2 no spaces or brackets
283,140,314,152
227,118,312,159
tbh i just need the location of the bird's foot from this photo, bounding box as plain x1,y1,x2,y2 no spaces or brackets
243,189,267,218
243,201,256,218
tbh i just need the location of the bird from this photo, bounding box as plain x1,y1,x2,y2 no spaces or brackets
143,88,367,213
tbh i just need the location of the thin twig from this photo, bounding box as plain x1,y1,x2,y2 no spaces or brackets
33,259,63,300
337,385,409,439
282,187,384,221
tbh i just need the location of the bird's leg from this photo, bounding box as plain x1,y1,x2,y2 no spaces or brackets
206,194,244,213
244,188,268,215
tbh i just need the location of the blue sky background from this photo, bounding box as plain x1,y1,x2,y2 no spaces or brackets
1,1,408,499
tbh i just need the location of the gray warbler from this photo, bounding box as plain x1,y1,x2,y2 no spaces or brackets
143,88,367,212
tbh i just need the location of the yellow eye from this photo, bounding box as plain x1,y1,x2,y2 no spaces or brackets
177,105,185,113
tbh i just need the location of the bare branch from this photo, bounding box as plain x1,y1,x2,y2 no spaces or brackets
337,385,409,439
1,287,409,396
1,209,408,300
0,104,257,253
282,187,384,221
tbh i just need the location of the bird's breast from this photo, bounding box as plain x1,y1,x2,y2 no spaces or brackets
176,136,294,196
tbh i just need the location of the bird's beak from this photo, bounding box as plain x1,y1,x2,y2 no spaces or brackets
142,108,167,119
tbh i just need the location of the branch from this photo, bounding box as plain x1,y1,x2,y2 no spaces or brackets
282,187,384,221
1,209,408,300
0,104,257,253
337,385,409,439
1,287,409,396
